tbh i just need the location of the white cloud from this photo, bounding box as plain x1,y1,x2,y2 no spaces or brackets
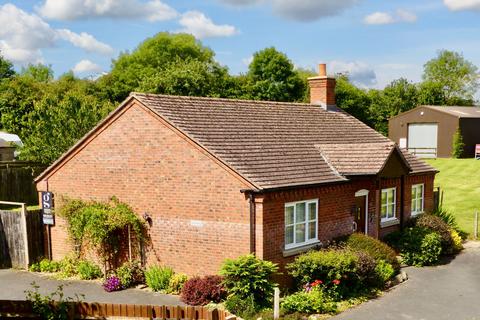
329,60,377,87
242,56,253,66
57,29,113,55
0,4,113,64
364,9,417,25
178,11,238,39
220,0,264,6
72,59,103,75
272,0,357,21
38,0,178,21
444,0,480,11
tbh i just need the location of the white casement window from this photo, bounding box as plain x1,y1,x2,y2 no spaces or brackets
411,184,425,215
285,199,318,249
381,188,396,222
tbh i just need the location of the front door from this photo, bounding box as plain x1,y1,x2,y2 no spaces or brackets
354,196,366,233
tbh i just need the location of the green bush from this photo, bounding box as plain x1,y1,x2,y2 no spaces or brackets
145,265,174,292
452,128,464,158
39,259,61,273
281,288,337,315
431,208,458,231
415,214,454,254
59,254,78,277
224,294,259,319
450,229,463,252
167,273,188,294
354,251,378,287
397,227,442,266
220,254,278,308
29,262,41,272
343,233,400,271
287,248,359,298
77,261,102,280
374,260,395,284
116,261,145,288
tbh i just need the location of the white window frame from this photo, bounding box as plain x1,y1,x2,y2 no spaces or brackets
284,199,318,250
381,187,397,222
411,183,425,216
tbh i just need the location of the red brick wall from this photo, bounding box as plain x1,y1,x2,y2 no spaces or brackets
308,77,336,105
36,101,252,275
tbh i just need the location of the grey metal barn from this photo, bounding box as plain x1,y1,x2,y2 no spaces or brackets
389,105,480,158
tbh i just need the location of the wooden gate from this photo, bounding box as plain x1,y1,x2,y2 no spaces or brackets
0,202,44,269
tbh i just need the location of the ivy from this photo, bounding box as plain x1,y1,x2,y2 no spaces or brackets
59,197,145,265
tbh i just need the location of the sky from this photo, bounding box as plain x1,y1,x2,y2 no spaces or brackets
1,0,480,90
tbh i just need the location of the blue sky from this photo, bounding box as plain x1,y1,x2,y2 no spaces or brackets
1,0,480,90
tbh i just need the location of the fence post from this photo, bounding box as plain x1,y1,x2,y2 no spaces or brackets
273,287,280,320
475,211,478,240
21,204,29,268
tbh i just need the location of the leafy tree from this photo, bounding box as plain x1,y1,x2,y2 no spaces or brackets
423,50,478,105
0,54,15,80
21,63,54,83
103,32,229,102
296,67,316,102
246,47,305,102
19,76,114,164
335,75,372,126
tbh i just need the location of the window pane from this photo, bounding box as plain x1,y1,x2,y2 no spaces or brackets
381,192,387,206
412,187,416,199
308,202,316,221
296,224,305,243
388,190,394,203
308,222,316,240
412,199,417,212
285,206,294,225
381,205,387,218
417,199,423,211
285,226,294,245
389,204,395,217
296,203,306,223
417,186,423,198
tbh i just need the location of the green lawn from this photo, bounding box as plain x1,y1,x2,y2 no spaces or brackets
426,158,480,236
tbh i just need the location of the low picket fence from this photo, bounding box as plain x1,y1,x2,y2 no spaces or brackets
0,301,237,320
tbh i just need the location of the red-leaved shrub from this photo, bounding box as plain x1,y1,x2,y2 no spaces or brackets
180,275,226,306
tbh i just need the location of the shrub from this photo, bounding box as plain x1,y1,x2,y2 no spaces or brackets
116,261,145,288
354,251,378,287
343,233,400,271
450,229,463,252
59,254,79,277
145,265,174,292
415,214,454,254
374,260,395,284
29,262,41,272
224,294,258,319
287,248,358,298
167,273,188,294
452,128,464,158
431,208,458,231
77,261,102,280
220,254,278,308
39,259,61,273
281,288,337,314
398,227,442,266
180,275,226,306
103,276,123,292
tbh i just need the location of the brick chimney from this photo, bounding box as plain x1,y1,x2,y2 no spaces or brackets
308,63,336,109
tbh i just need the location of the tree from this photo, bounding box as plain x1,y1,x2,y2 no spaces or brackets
102,32,230,102
246,47,305,102
0,54,15,80
423,50,478,105
21,64,54,83
335,75,373,127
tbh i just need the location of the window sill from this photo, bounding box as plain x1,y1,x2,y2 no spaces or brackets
283,241,322,257
381,218,400,228
411,211,425,217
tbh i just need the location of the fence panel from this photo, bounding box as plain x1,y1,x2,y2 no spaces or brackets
0,210,25,268
0,161,46,204
26,209,45,263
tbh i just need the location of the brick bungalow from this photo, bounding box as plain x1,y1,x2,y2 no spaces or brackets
35,64,437,276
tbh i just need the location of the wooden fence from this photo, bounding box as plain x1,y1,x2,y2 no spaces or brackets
0,205,44,269
0,301,237,320
0,161,46,204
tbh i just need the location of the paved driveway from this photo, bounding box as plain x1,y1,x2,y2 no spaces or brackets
334,241,480,320
0,269,183,305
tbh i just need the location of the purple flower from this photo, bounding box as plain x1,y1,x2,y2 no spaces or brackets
103,276,123,292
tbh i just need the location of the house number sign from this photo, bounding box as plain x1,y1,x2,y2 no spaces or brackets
42,191,55,225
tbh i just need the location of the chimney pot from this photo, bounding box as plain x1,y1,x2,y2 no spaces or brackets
319,63,327,77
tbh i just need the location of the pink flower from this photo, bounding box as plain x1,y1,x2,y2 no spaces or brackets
332,279,341,285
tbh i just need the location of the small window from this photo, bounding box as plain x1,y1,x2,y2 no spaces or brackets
381,188,396,222
411,184,424,215
285,199,318,249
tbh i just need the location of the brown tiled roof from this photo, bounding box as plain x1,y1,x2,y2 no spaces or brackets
400,149,438,174
317,142,396,175
133,93,436,190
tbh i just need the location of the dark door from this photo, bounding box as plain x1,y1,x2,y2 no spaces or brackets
354,196,366,233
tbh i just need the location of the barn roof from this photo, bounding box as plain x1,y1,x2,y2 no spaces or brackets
36,93,437,190
423,106,480,118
